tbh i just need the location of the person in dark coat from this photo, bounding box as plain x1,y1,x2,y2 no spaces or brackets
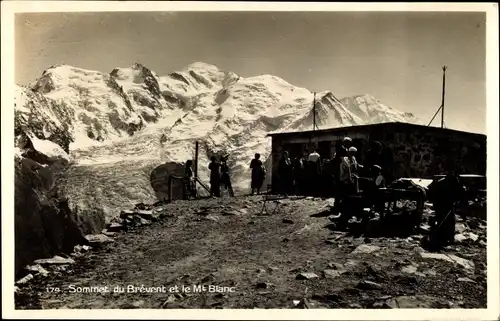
250,153,265,195
307,149,321,196
278,151,294,196
220,155,234,197
183,160,196,199
294,150,309,195
320,158,335,197
425,172,467,250
208,156,221,197
364,141,383,177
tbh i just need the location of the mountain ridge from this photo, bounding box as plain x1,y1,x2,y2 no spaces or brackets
15,61,421,200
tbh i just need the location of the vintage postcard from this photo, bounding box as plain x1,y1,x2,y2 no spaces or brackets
2,1,498,320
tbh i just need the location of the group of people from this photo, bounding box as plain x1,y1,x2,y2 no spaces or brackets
276,137,387,198
181,140,467,252
208,155,234,197
183,155,234,199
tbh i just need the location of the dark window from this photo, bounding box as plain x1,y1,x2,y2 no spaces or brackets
318,141,332,159
283,143,303,160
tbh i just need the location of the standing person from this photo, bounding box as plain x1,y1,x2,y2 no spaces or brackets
347,147,362,193
364,141,383,177
381,147,394,184
183,160,196,199
321,158,335,197
307,148,321,196
208,156,221,197
425,173,467,250
278,151,294,196
296,150,309,195
335,147,362,226
250,153,265,195
292,157,302,195
220,155,234,197
363,164,385,213
333,137,352,202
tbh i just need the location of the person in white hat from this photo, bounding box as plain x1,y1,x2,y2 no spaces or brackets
333,146,362,227
338,146,360,194
307,148,321,196
332,137,353,213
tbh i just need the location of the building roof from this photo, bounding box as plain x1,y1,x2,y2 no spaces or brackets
267,121,485,138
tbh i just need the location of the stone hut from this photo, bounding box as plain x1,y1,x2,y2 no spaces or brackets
267,122,486,190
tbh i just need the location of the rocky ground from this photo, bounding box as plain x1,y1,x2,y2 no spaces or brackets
15,196,486,309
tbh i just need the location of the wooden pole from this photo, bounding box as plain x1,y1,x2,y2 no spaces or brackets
441,66,447,128
194,141,199,196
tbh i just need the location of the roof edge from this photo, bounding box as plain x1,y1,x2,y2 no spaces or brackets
267,122,485,138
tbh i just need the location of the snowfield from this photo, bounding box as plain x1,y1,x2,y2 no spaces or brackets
15,61,420,220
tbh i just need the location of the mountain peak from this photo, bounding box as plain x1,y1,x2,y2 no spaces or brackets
185,61,220,71
131,62,150,71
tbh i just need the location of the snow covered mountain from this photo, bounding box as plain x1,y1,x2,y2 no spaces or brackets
15,62,420,221
340,94,420,124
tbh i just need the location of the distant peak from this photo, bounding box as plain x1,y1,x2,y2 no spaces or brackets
131,62,146,70
351,93,376,100
185,61,220,71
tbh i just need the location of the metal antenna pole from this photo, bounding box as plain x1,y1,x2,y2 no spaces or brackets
441,65,447,128
313,92,316,131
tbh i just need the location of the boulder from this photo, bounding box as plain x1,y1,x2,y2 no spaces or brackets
149,162,186,202
74,244,92,252
385,295,443,308
401,265,418,274
323,269,342,279
419,252,474,270
222,210,240,216
468,232,479,242
106,222,123,232
14,152,89,275
454,234,468,243
16,273,34,285
34,255,75,265
327,262,345,271
296,272,319,280
102,230,117,237
351,244,380,255
348,303,363,308
135,210,158,221
455,223,467,234
356,280,383,290
85,234,114,245
26,264,50,277
457,277,475,283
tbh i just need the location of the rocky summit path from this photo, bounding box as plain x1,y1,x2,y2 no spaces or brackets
15,196,487,309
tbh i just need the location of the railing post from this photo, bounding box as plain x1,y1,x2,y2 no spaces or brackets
194,141,199,197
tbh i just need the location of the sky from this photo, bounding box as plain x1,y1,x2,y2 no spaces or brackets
15,11,487,133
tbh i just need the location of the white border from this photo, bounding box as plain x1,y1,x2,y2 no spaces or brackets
2,2,499,320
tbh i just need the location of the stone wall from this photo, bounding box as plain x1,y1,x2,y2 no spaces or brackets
270,123,486,189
